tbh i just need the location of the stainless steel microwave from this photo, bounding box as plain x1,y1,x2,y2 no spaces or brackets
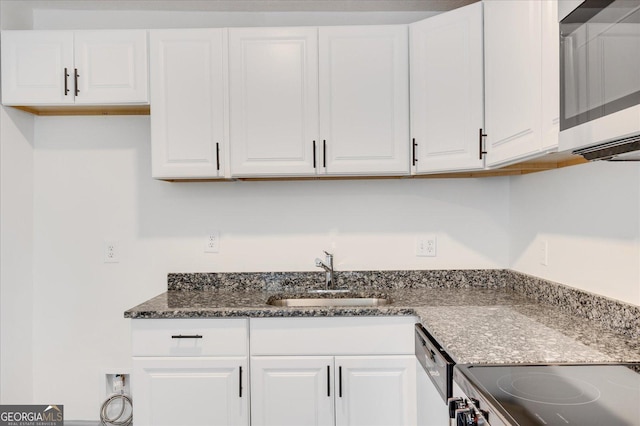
559,0,640,158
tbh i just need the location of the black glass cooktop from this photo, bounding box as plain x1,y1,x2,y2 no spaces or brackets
460,364,640,425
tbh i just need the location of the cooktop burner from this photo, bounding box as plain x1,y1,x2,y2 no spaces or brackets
496,372,601,405
457,364,640,425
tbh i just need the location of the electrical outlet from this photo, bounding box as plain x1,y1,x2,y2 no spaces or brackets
205,231,220,253
540,240,549,266
416,235,437,257
103,240,119,263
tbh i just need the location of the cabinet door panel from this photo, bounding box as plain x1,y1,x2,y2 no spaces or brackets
410,3,484,173
1,30,74,105
541,0,560,150
251,356,334,426
74,30,148,104
150,29,227,179
335,356,416,426
132,357,248,426
229,28,318,176
319,26,409,175
484,0,543,167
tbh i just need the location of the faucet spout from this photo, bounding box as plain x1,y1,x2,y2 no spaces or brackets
315,251,335,289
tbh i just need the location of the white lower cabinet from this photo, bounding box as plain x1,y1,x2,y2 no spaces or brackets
251,355,416,426
131,319,249,426
133,357,248,426
251,356,335,426
131,316,418,426
335,356,416,426
249,316,418,426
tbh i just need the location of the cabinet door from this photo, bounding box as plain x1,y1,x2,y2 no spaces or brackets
229,27,319,177
132,357,248,426
484,0,545,167
150,29,227,179
335,355,416,426
319,26,410,175
1,30,74,105
251,356,334,426
74,30,148,104
410,3,484,173
541,0,559,151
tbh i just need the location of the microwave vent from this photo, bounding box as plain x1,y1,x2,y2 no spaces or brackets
572,134,640,161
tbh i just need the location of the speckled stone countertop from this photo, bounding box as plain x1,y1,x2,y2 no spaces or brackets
124,270,640,365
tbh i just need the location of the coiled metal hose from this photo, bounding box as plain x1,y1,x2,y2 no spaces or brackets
100,393,133,426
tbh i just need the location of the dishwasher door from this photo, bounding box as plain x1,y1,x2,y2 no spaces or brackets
414,323,454,403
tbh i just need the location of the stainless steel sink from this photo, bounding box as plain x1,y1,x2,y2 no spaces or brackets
267,296,391,307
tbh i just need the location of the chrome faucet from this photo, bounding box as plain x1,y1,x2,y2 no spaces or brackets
315,251,335,289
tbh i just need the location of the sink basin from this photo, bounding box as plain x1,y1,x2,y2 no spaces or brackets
267,296,391,307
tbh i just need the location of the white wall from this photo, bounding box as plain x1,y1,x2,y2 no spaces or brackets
30,115,509,420
509,161,640,306
31,10,438,29
0,106,35,403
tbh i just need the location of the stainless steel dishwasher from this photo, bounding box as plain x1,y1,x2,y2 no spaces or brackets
415,323,456,424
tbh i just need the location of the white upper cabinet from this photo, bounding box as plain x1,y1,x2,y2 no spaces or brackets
410,3,484,173
73,31,148,104
1,30,148,105
229,27,319,177
541,0,560,151
319,25,410,175
483,0,558,167
228,25,409,178
150,29,228,179
1,31,74,105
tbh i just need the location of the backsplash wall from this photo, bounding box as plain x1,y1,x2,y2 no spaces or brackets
509,161,640,306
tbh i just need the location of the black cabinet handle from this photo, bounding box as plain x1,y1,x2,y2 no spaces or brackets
412,138,418,166
239,366,243,397
171,334,203,339
323,140,327,168
74,68,80,96
64,68,70,96
327,365,331,397
479,128,487,160
338,366,342,398
216,143,220,171
313,140,317,168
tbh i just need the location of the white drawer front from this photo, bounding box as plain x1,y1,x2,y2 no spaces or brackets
250,316,416,356
132,319,248,357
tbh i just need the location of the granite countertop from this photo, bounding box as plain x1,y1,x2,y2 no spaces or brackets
125,271,640,366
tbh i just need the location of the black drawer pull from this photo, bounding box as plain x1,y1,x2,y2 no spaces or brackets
327,365,331,397
479,128,487,160
216,142,220,171
323,140,327,168
64,68,70,96
74,68,80,96
171,334,203,339
313,140,317,168
412,138,418,166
